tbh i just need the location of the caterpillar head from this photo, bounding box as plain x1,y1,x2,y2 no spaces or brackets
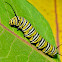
9,16,21,26
9,16,17,26
9,17,16,26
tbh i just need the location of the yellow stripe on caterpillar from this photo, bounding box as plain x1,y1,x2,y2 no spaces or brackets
22,21,29,31
31,36,41,44
23,25,33,33
37,41,48,49
48,45,53,54
24,30,37,38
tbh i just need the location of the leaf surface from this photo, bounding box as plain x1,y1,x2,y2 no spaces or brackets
0,0,60,62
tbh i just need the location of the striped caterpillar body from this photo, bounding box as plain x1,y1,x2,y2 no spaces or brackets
9,16,57,57
5,2,59,57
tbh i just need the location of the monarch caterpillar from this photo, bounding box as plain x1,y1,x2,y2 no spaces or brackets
5,2,62,57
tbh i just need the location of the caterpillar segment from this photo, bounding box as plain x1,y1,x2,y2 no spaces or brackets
29,33,39,42
24,30,37,38
43,43,51,53
22,20,29,32
17,17,25,29
46,45,53,54
24,27,34,36
30,33,41,43
36,38,45,49
23,24,33,33
51,49,57,56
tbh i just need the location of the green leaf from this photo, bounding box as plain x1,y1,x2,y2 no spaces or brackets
0,0,60,62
